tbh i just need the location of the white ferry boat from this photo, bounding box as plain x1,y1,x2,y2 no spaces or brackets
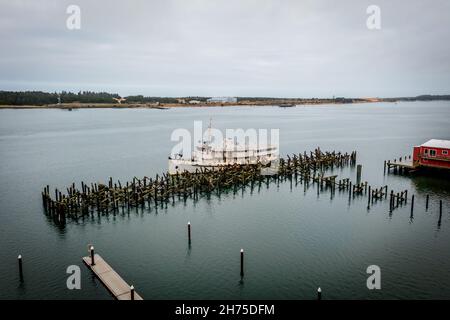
168,126,279,175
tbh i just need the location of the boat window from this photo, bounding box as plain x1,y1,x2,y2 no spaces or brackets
429,149,436,157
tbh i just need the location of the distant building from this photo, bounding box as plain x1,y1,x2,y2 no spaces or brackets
177,98,186,104
207,97,237,103
189,100,201,104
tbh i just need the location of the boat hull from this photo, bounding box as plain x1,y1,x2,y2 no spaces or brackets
168,159,278,175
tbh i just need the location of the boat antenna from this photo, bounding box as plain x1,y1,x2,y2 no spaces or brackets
208,117,212,143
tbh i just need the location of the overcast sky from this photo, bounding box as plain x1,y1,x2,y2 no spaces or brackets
0,0,449,97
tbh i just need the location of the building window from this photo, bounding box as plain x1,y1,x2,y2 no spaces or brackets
429,149,436,157
424,148,428,155
443,150,448,155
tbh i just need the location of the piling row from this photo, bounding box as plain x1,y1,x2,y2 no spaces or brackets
42,149,357,221
389,189,408,212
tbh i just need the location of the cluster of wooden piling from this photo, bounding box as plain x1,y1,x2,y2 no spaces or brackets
40,147,446,228
41,149,357,222
389,189,408,212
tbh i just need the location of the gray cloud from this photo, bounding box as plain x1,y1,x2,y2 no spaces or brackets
0,0,449,97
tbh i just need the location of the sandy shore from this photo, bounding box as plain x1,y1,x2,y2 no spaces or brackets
0,100,380,110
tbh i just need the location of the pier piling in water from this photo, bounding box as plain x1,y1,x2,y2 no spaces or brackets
18,255,23,281
317,287,322,300
356,165,362,185
187,221,191,243
240,249,244,277
41,149,357,222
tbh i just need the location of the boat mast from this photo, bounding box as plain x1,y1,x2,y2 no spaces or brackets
208,117,212,143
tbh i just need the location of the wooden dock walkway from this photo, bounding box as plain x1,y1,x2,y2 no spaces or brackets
391,159,414,169
82,253,143,300
385,155,417,174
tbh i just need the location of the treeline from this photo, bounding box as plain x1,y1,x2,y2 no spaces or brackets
125,95,179,103
1,90,449,105
384,95,450,102
0,91,120,105
0,91,209,105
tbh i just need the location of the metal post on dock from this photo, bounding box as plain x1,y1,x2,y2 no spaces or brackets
90,246,95,266
317,287,322,300
411,195,415,214
426,195,429,211
187,221,191,243
240,249,244,277
438,200,443,226
18,255,23,281
130,285,135,300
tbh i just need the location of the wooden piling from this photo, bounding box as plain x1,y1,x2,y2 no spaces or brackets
90,246,95,266
18,255,23,281
356,164,362,185
187,221,191,243
130,285,135,300
42,149,359,221
240,249,244,277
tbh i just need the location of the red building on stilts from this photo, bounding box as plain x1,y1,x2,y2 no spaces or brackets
413,139,450,170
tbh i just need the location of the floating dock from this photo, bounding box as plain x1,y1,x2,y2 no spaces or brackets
82,253,143,300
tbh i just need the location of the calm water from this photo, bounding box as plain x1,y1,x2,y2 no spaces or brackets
0,102,449,300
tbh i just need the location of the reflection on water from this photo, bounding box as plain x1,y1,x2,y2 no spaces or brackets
0,101,449,299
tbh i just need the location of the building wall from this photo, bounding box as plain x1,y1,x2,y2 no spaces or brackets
413,146,421,166
418,146,450,169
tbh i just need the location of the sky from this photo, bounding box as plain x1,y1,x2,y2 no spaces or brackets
0,0,449,98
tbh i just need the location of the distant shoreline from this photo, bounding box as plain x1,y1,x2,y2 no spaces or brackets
0,99,448,110
0,101,375,110
1,91,449,109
